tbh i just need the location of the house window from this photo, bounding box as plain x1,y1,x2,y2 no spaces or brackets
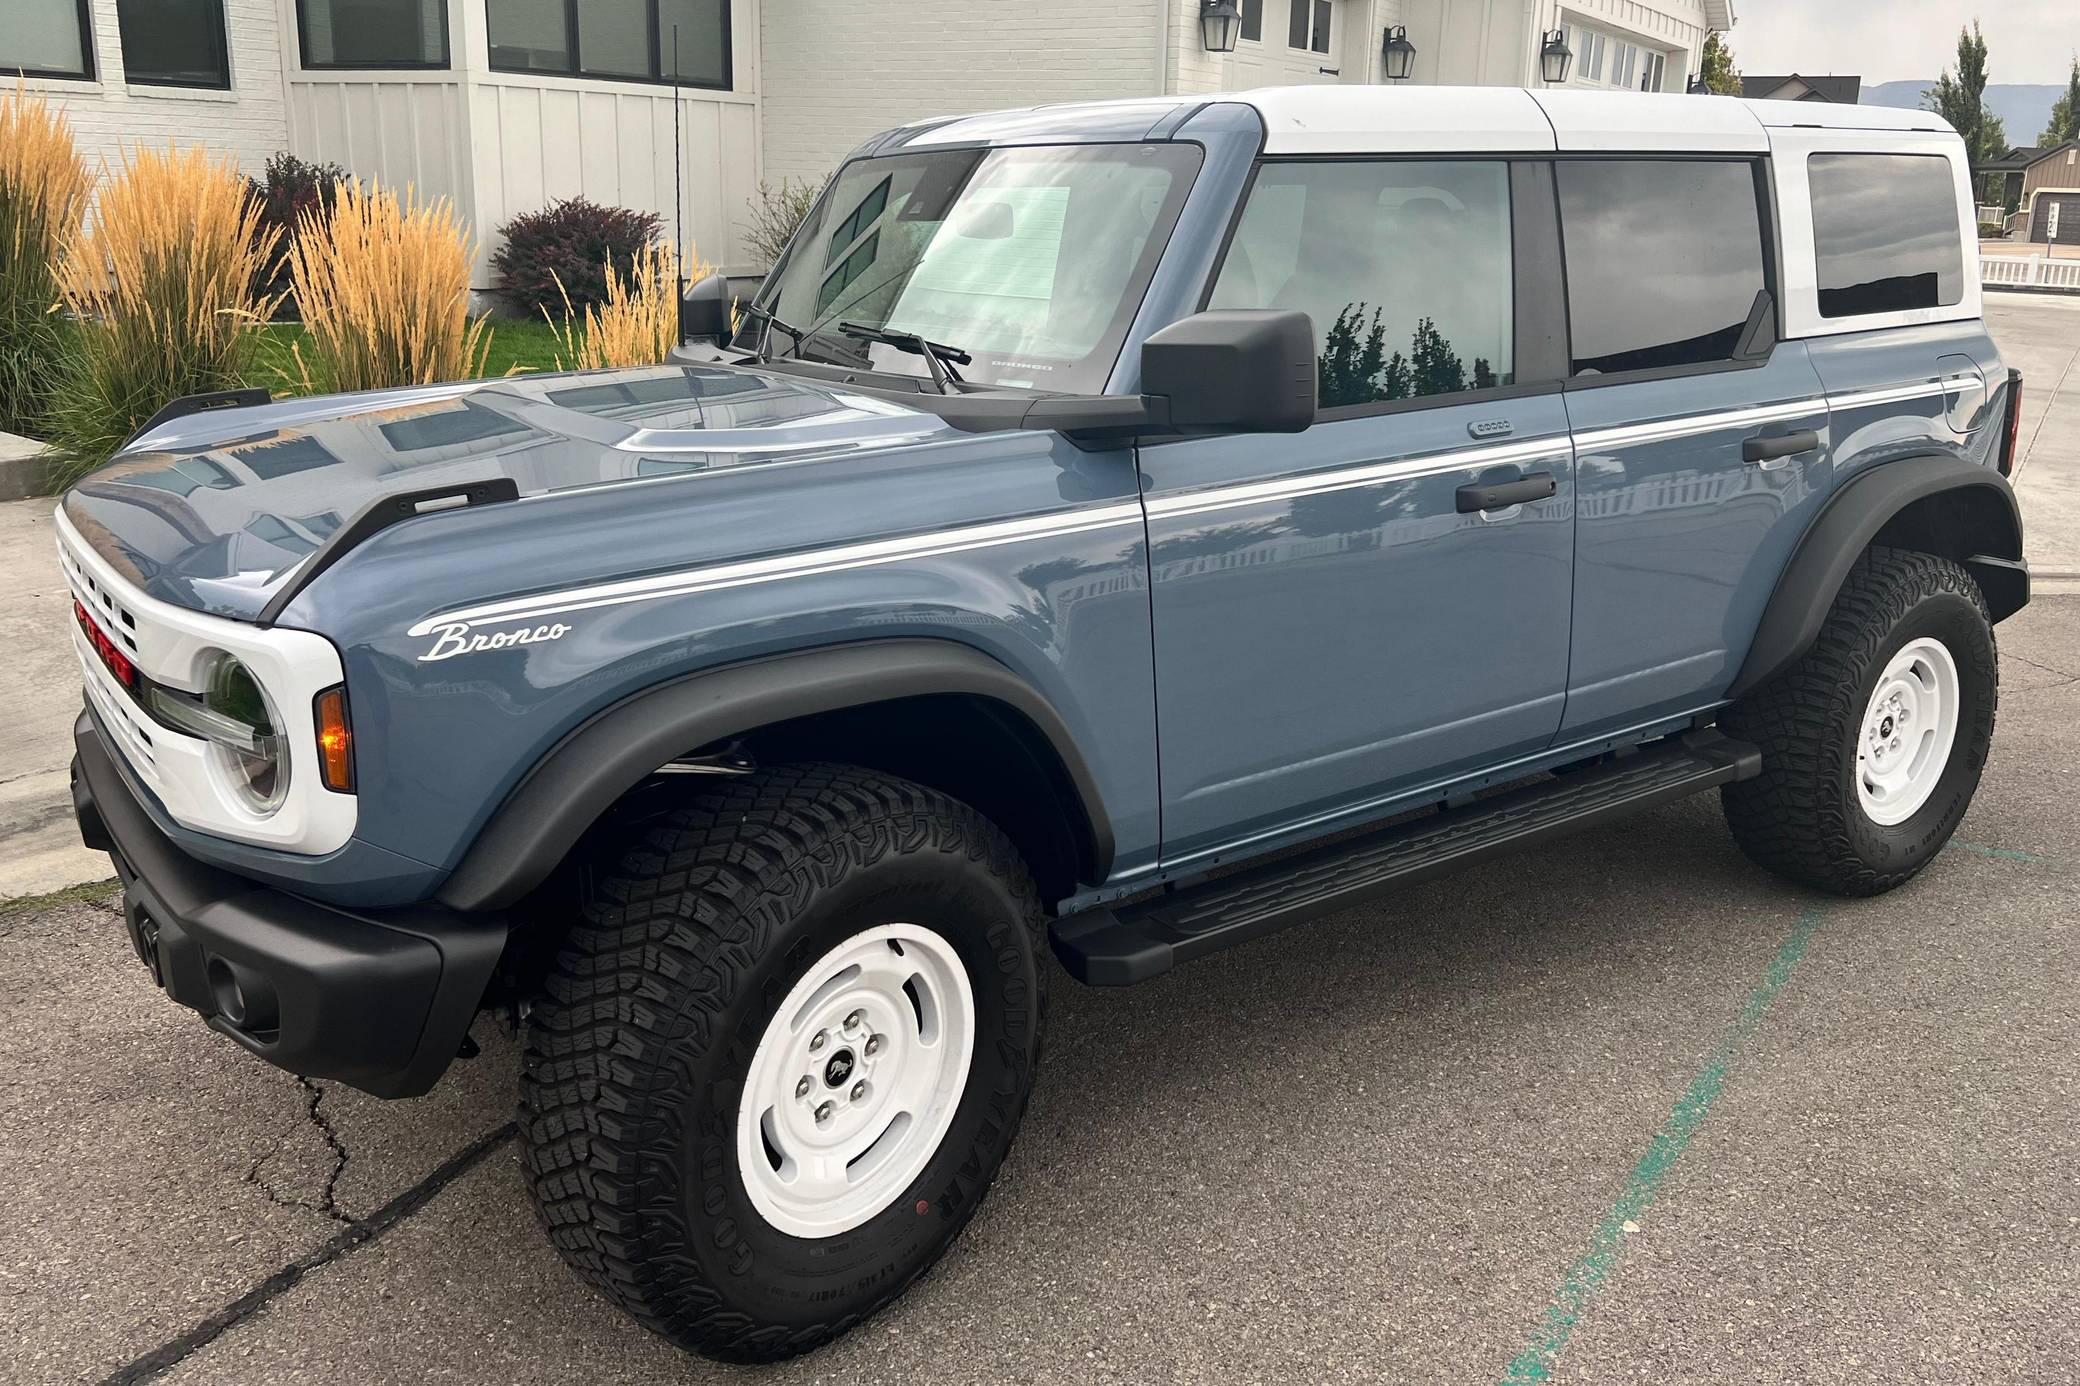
297,0,449,68
1641,51,1667,92
1209,160,1516,408
118,0,230,88
1557,159,1767,374
6,0,96,80
487,0,731,88
1239,0,1262,43
1286,0,1330,55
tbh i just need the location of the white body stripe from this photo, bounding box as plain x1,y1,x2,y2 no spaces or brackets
408,503,1146,637
407,380,1969,640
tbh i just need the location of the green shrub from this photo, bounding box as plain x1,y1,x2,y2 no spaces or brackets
491,197,663,319
0,86,93,438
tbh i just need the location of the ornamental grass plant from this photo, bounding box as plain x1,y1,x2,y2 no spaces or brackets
46,145,278,479
546,241,704,372
0,84,93,437
285,181,490,394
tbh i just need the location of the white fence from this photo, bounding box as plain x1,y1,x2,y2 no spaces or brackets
1980,253,2080,292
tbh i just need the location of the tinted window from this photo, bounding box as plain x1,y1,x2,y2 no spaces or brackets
298,0,448,67
1810,153,1963,318
486,0,730,87
1557,160,1765,375
1210,160,1514,409
118,0,229,87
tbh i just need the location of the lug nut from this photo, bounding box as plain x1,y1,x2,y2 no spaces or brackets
814,1101,833,1123
851,1081,868,1102
864,1035,882,1057
795,1076,812,1099
809,1030,827,1052
844,1009,866,1030
1891,738,1901,751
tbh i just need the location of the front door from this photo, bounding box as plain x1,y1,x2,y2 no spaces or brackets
1550,157,1833,738
1231,0,1344,87
1142,157,1575,865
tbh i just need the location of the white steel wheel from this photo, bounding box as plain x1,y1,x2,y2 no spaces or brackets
736,923,977,1239
1855,636,1961,827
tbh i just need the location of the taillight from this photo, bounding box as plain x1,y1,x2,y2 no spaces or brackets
1998,368,2024,478
314,686,355,793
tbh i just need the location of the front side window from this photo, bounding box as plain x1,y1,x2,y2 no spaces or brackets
7,0,95,79
1557,159,1767,375
487,0,729,87
297,0,448,68
1810,153,1964,318
118,0,230,88
1209,160,1515,409
748,142,1202,394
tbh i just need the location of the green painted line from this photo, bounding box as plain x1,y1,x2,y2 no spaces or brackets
1946,840,2047,864
1498,908,1826,1384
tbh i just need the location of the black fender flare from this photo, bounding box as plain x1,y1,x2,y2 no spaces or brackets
437,639,1115,912
1727,455,2026,700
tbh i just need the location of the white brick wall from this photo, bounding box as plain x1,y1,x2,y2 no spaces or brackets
26,0,291,178
758,0,1168,186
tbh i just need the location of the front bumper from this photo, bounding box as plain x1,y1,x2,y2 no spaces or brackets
71,711,506,1098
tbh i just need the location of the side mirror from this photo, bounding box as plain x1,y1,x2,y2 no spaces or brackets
1140,309,1316,434
679,270,733,346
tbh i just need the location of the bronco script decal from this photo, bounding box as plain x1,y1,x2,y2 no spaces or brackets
417,620,571,662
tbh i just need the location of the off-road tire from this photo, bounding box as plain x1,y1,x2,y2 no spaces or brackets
519,764,1046,1362
1720,546,1997,895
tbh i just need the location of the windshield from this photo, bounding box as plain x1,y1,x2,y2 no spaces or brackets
742,142,1203,394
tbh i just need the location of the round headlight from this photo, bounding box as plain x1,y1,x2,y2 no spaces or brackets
205,654,288,814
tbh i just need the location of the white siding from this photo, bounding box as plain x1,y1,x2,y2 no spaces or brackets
24,0,291,177
758,0,1166,188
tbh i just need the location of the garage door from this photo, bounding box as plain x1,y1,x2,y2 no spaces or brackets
2031,192,2080,245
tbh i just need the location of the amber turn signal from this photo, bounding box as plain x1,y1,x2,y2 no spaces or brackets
314,686,355,793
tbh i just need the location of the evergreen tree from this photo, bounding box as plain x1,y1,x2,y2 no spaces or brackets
1472,357,1498,391
1381,351,1411,401
1409,317,1465,397
1925,22,2009,202
2042,56,2080,146
1699,31,1740,96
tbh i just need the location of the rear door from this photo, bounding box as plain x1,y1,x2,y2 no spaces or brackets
1552,156,1833,738
1140,158,1576,863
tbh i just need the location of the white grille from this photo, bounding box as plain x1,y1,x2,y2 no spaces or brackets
55,506,358,855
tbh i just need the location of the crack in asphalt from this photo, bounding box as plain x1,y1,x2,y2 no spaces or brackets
99,1122,518,1386
2006,651,2080,688
242,1079,354,1228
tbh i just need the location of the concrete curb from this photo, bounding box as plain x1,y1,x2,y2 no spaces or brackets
0,431,56,502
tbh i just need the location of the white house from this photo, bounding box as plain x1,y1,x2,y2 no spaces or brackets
10,0,1732,286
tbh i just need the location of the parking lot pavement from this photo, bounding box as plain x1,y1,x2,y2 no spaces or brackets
1989,293,2080,581
6,595,2075,1386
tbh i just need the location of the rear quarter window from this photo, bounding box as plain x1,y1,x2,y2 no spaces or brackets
1809,153,1964,318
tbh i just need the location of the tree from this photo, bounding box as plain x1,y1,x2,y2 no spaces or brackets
1924,21,2008,202
2042,56,2080,146
1699,31,1740,96
1409,318,1466,398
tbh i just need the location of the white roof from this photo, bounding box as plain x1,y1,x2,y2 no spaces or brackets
1241,86,1956,155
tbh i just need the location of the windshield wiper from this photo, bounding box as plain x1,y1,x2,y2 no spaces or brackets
739,303,808,362
838,322,971,393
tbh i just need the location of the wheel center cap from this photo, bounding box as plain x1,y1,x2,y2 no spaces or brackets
1879,715,1895,737
823,1049,855,1088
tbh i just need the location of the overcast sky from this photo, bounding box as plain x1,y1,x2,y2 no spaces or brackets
1728,0,2079,86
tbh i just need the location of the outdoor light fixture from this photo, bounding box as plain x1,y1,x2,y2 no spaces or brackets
1687,73,1710,94
1538,29,1573,85
1381,26,1416,82
1200,0,1242,53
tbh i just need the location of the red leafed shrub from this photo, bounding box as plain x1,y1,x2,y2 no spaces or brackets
247,152,347,316
491,197,664,319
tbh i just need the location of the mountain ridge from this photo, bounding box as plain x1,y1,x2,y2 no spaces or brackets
1862,80,2063,147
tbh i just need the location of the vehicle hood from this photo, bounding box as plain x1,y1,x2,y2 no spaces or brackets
60,362,951,621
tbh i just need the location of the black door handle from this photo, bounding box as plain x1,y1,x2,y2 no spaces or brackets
1456,471,1557,513
1742,429,1820,463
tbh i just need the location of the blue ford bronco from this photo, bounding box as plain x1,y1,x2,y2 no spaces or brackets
65,87,2027,1359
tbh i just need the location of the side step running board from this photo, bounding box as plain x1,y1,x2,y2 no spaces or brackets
1052,729,1761,986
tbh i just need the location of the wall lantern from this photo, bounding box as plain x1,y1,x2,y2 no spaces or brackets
1199,0,1242,53
1686,73,1711,94
1381,26,1417,82
1538,29,1573,85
